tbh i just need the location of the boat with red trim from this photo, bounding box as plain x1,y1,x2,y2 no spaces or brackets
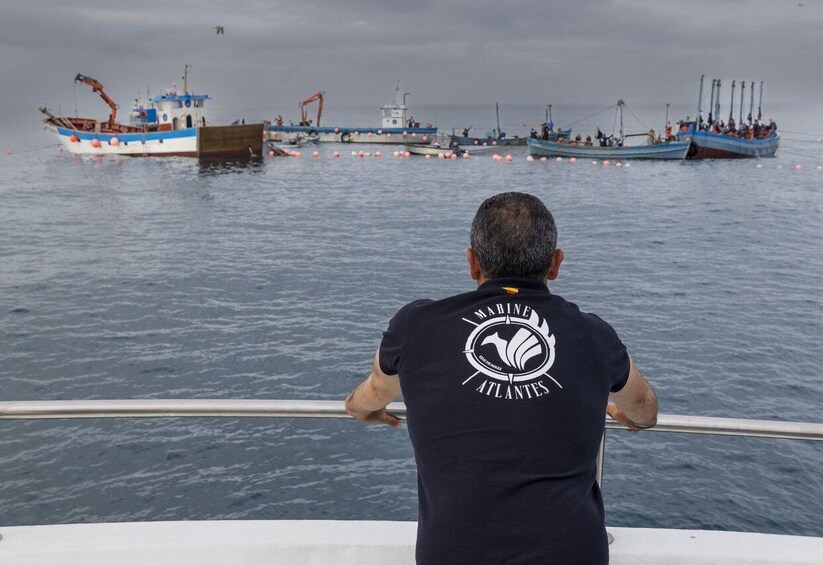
40,65,263,158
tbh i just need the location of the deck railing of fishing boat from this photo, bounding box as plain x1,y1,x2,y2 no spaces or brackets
1,399,821,564
1,399,821,479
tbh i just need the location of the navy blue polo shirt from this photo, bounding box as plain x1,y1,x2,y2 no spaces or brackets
379,278,629,565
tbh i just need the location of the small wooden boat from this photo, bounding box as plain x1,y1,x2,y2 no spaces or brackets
449,103,565,147
405,144,466,157
528,101,689,160
528,138,690,160
40,66,264,158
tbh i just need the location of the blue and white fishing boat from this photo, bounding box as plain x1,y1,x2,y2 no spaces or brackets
676,76,779,159
40,65,264,158
267,85,437,145
528,101,690,160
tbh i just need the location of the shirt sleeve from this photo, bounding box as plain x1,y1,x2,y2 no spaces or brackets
590,314,631,393
378,299,430,376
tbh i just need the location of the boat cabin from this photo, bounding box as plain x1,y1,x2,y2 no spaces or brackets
380,103,408,130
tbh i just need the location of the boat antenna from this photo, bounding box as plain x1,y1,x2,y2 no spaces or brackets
665,102,670,131
548,104,553,129
757,81,763,121
728,80,736,123
697,74,705,126
715,80,722,124
708,79,716,125
748,81,755,123
403,92,409,107
739,81,746,125
495,102,501,137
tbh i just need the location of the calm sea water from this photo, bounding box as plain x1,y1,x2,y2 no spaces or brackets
1,103,821,535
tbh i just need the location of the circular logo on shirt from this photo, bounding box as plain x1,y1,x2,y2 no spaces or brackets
464,309,556,383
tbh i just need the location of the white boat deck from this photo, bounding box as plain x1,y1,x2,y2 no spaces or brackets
1,520,821,564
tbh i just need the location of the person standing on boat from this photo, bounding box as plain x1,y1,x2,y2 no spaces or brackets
345,192,658,565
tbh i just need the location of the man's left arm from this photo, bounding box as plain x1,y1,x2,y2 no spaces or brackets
344,350,402,428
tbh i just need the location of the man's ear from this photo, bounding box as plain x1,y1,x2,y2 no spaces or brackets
466,248,483,283
547,249,564,280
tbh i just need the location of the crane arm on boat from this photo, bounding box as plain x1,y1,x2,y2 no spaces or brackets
74,73,118,127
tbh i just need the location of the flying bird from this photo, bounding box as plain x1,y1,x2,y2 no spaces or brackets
214,26,224,35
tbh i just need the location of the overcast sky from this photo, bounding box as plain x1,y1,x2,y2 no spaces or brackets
2,0,821,125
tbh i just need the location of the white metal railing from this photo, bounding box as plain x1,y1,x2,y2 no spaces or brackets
1,399,821,441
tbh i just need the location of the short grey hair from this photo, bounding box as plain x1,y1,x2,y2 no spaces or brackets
470,192,557,280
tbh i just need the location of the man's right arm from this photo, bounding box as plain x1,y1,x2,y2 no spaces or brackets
607,356,658,431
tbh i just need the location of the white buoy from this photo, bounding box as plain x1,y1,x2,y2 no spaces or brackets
526,155,534,162
425,154,431,159
352,151,357,157
756,164,763,169
569,157,577,163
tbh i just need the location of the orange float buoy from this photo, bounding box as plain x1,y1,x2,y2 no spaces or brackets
354,131,360,136
474,140,479,145
505,155,513,161
603,160,611,166
386,133,392,138
312,151,320,157
268,150,275,156
333,151,340,158
795,164,802,170
616,162,623,168
358,150,365,157
555,157,562,162
402,131,408,136
5,149,12,155
425,154,431,160
422,136,428,142
91,139,101,148
110,137,120,146
404,151,411,158
540,157,547,162
450,153,457,160
570,157,577,163
492,141,497,146
375,151,381,157
69,134,79,143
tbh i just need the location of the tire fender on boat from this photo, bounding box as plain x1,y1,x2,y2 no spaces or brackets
340,132,352,143
308,130,317,137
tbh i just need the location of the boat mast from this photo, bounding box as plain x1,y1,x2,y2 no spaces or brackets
495,102,501,138
618,99,624,144
748,81,755,123
708,79,716,125
739,81,745,125
728,80,736,123
715,80,722,124
697,74,705,126
665,103,670,131
183,63,191,95
757,81,764,121
547,104,553,129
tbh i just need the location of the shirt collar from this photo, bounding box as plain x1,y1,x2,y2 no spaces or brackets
478,277,550,295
